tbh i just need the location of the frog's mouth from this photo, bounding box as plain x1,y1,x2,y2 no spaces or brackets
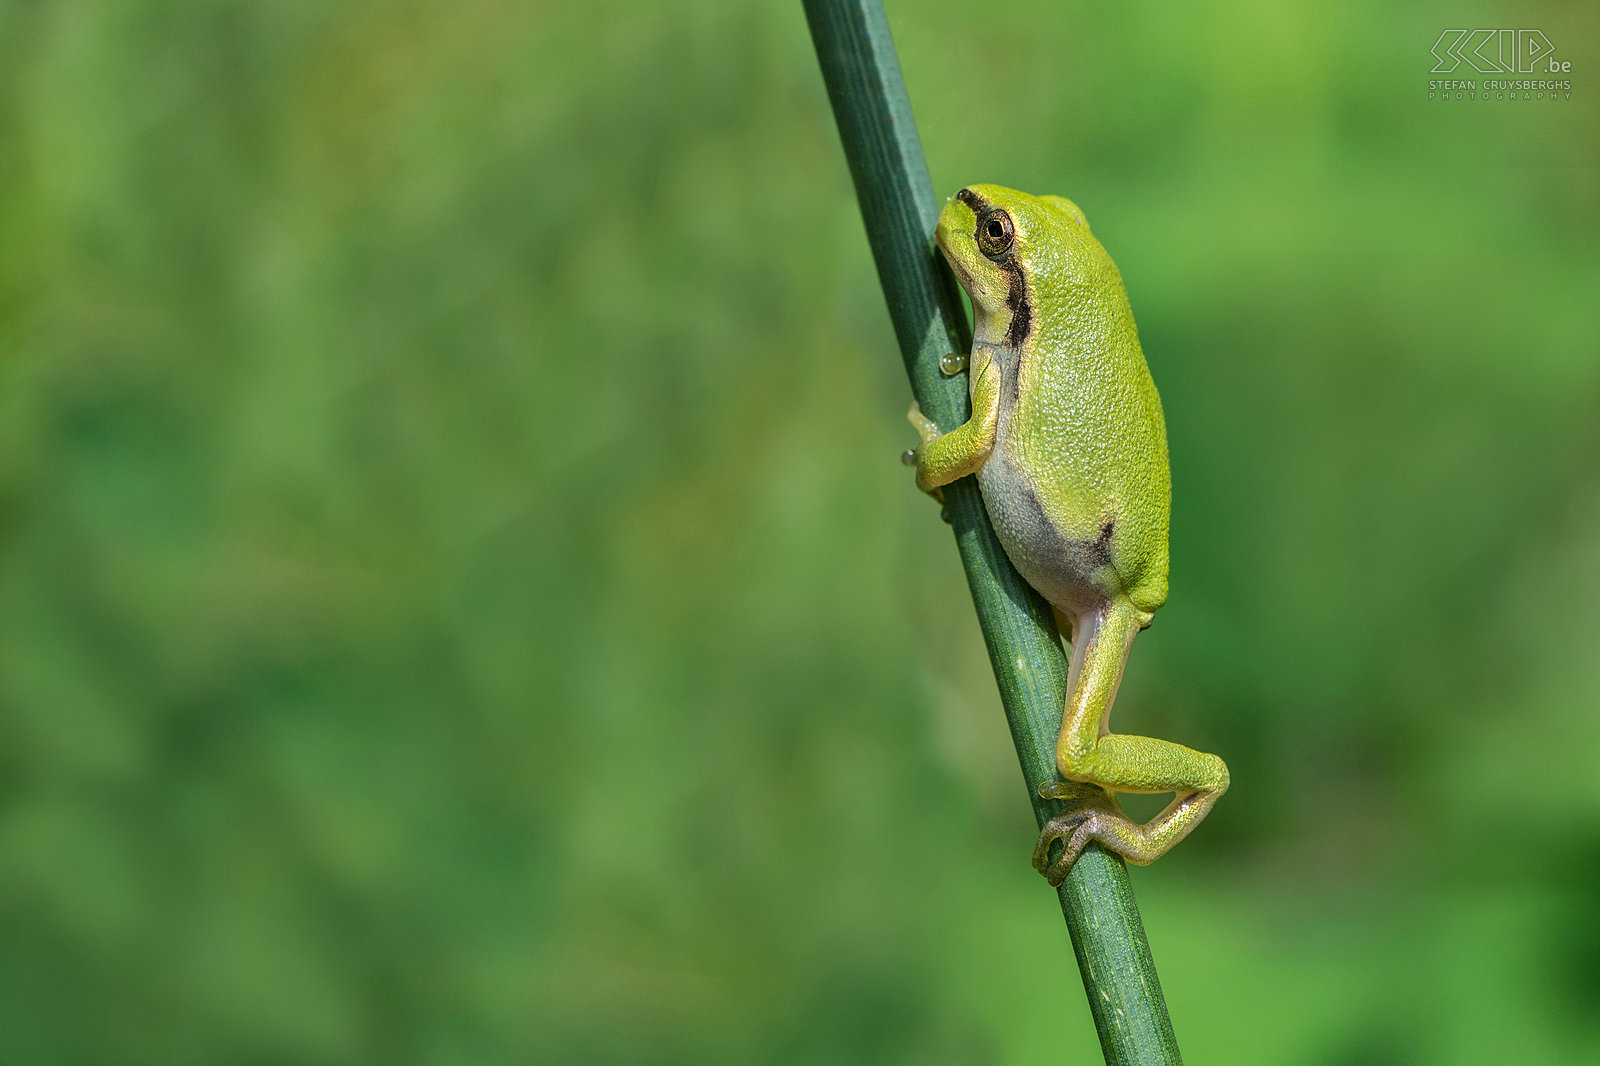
936,233,976,291
934,197,981,290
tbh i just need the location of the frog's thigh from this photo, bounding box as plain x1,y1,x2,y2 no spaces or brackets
1052,600,1229,863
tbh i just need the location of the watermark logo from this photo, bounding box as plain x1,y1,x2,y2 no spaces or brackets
1430,30,1566,74
1428,29,1573,100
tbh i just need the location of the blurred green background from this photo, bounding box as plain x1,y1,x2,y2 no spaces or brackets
1,0,1597,1062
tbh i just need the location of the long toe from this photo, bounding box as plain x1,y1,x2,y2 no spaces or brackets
1032,814,1085,872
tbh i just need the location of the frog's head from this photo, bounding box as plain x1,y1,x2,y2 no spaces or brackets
936,184,1094,347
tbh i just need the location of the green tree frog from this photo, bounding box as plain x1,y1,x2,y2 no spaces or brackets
906,185,1228,886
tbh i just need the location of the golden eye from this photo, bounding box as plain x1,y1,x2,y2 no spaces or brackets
976,210,1014,259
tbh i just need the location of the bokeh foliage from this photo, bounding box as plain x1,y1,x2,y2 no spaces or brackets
0,1,1597,1063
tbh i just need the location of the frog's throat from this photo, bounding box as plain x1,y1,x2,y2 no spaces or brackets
952,187,1032,350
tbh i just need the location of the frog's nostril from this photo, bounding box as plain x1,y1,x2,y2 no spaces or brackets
955,187,991,215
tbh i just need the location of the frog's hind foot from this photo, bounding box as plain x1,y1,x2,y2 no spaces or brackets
1033,812,1094,886
1032,783,1137,887
1032,777,1225,886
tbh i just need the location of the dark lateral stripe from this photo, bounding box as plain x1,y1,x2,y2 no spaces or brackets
954,187,1033,349
1000,260,1031,347
1094,519,1115,564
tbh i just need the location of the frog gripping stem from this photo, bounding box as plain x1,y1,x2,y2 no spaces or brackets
802,2,1184,1064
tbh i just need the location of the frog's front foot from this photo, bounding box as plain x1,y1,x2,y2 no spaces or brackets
903,402,949,518
1032,783,1147,887
905,400,942,445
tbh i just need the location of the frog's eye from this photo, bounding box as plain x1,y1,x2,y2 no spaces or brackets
976,210,1014,259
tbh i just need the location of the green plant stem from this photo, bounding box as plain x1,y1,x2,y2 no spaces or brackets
801,2,1183,1063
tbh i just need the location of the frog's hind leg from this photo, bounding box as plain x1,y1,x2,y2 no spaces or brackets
1032,601,1229,886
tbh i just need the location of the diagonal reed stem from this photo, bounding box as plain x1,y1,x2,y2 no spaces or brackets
801,2,1183,1063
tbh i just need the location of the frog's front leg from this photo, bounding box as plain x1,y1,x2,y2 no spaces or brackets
1032,600,1229,886
903,349,999,493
